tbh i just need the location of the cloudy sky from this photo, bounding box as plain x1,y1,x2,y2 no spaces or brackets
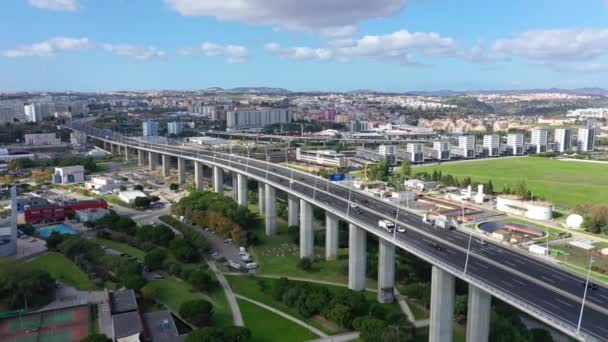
1,0,608,91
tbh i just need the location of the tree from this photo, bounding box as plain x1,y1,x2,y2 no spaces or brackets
137,225,175,246
367,158,390,182
514,180,530,200
141,285,159,302
188,269,216,292
381,323,414,342
352,317,387,342
396,160,411,179
222,326,251,342
180,299,214,327
8,159,24,171
134,196,151,208
0,174,15,185
298,257,313,271
123,274,146,290
325,303,353,328
144,248,167,269
46,231,66,250
18,224,36,236
170,238,200,263
486,180,494,195
0,263,55,309
81,334,112,342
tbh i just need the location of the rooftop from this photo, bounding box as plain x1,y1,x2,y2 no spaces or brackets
110,289,138,314
113,311,143,339
143,311,184,342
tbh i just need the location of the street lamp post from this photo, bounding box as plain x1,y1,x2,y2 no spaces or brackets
577,256,594,335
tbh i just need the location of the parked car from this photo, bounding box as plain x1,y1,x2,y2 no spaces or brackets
245,263,258,269
239,247,247,255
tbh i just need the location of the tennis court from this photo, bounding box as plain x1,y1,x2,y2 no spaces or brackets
0,305,89,342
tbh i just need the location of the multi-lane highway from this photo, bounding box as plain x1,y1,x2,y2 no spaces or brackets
69,122,608,341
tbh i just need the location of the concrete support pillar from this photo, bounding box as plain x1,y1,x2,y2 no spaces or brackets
232,172,238,200
124,146,130,161
258,182,265,214
325,213,339,260
103,142,109,151
194,162,204,191
237,174,248,206
288,195,300,227
213,166,223,194
265,184,277,236
162,155,171,177
466,284,491,342
110,144,115,155
377,239,395,303
148,152,157,171
178,158,186,184
429,266,455,342
138,150,144,166
348,224,366,291
299,200,314,258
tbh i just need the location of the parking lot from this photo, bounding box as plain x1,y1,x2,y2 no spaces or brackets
199,228,256,273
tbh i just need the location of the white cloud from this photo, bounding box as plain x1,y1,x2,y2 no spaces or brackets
2,37,89,57
180,42,249,63
103,44,166,61
319,26,358,39
491,28,608,61
164,0,406,31
265,29,457,65
28,0,77,11
264,43,332,61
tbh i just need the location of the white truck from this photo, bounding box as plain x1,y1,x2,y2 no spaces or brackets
378,219,395,233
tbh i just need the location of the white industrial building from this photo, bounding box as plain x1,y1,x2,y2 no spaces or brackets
53,165,85,184
142,120,159,136
454,135,476,158
530,128,548,153
507,133,524,155
577,127,595,152
85,177,121,194
226,109,291,131
432,141,450,160
496,195,553,220
554,128,572,152
25,133,61,145
296,148,348,167
118,190,148,204
378,145,396,165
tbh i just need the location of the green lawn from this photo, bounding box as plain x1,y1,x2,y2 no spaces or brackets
91,238,146,262
143,276,233,327
238,299,319,342
226,275,401,335
415,157,608,208
27,252,93,290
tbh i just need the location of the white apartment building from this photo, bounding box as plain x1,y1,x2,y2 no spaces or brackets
24,133,61,145
226,109,291,131
378,145,396,165
483,134,500,157
142,120,159,136
530,128,548,153
554,128,572,152
406,143,424,163
458,135,476,158
167,122,184,135
577,127,596,152
24,103,44,123
432,141,450,160
296,148,348,168
507,133,524,155
53,165,85,184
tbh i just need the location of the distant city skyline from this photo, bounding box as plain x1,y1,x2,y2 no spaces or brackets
1,0,608,92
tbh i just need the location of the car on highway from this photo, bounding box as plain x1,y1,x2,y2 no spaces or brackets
430,242,444,251
397,225,406,233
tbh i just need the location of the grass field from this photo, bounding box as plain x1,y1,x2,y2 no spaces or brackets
238,299,319,342
91,238,146,262
27,252,93,290
142,276,233,327
415,157,608,208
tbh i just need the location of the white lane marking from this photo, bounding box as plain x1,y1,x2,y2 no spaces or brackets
555,298,574,308
446,249,457,255
512,278,526,286
542,300,563,312
541,276,555,283
476,263,489,269
504,260,517,267
500,280,515,288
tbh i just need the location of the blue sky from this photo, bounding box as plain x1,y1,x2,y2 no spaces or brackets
1,0,608,92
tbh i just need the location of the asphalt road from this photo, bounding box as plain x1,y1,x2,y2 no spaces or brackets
69,122,608,341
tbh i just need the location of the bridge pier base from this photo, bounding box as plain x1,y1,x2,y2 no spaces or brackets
466,284,491,342
110,144,115,155
378,238,395,303
288,195,299,227
124,146,130,161
258,182,265,215
325,213,339,260
148,152,157,171
231,172,238,200
194,162,204,191
348,224,366,291
213,166,223,194
265,184,277,236
300,200,314,258
178,158,186,184
429,266,455,342
162,155,171,177
237,174,248,206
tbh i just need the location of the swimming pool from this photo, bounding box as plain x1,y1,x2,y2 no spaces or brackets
37,224,81,238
